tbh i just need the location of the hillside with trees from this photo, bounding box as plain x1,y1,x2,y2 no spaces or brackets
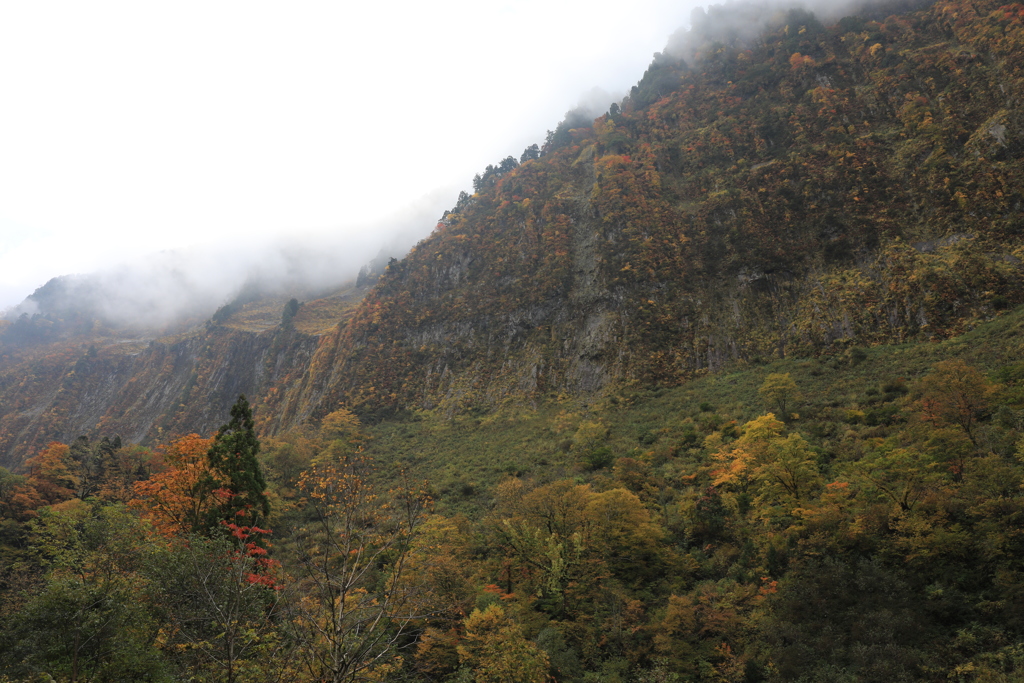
3,305,1024,681
2,0,1023,462
292,0,1024,425
3,1,1024,679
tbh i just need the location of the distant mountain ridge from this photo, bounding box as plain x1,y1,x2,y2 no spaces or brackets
2,0,1022,465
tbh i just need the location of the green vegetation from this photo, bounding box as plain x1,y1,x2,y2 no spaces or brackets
356,302,1024,512
203,395,270,530
2,0,1024,679
2,305,1024,681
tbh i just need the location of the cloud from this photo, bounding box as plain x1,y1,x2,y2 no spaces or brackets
667,0,934,60
0,0,705,312
3,191,452,328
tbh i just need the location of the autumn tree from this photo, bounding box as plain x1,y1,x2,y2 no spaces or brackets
24,442,79,508
494,480,665,616
314,406,369,465
130,434,221,537
711,413,787,495
1,502,167,682
96,442,158,504
456,604,550,683
711,414,821,517
651,581,765,678
918,359,996,445
149,526,289,683
399,514,476,623
584,487,665,583
0,466,46,522
290,456,430,682
753,432,821,509
404,515,478,679
758,373,802,419
494,480,591,615
131,398,269,538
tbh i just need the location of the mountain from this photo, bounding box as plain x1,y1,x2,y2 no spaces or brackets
2,0,1023,466
5,2,1024,680
269,0,1024,416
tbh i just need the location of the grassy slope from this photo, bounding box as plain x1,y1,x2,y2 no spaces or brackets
362,304,1024,514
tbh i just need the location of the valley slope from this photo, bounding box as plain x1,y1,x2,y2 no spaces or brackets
2,0,1023,466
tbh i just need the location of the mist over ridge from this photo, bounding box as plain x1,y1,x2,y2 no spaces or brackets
667,0,934,59
3,192,451,331
0,0,1018,469
495,0,937,158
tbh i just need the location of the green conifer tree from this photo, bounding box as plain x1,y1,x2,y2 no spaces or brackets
204,395,270,530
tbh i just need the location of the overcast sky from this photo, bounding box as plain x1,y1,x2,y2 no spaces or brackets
0,0,706,312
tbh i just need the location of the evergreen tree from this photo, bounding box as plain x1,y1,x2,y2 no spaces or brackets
281,298,300,327
520,143,540,163
356,265,370,288
204,395,270,530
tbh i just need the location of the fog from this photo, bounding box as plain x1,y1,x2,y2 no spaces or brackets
0,0,929,328
3,193,450,329
668,0,932,59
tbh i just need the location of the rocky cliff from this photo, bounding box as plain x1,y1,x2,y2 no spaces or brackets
0,293,353,467
288,0,1024,421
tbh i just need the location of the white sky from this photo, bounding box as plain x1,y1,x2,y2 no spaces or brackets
0,0,702,311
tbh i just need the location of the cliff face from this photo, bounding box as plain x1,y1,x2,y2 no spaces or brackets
3,0,1024,464
289,0,1024,420
0,323,320,468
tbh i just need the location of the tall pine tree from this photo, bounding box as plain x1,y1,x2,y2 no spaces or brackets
203,395,270,530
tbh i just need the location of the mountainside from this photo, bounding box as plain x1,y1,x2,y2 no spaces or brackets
292,0,1024,420
0,289,364,467
2,0,1024,465
7,3,1024,680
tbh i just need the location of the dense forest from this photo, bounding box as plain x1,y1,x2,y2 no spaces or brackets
3,0,1024,680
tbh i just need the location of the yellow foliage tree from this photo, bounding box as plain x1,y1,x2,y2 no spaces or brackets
710,413,785,492
758,373,801,418
291,457,430,682
711,414,821,516
457,604,549,683
314,407,369,465
399,514,476,622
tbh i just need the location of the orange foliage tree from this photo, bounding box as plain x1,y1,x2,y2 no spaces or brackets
0,466,46,521
129,434,227,537
24,442,78,508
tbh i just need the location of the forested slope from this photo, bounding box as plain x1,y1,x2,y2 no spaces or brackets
289,0,1024,423
3,301,1024,682
1,0,1023,463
